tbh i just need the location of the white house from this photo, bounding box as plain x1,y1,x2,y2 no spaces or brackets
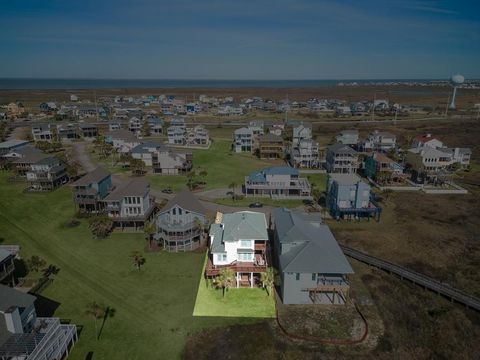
206,211,269,288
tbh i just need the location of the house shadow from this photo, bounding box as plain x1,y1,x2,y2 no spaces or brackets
33,294,61,317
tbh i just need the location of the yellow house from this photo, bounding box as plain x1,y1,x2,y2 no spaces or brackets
7,102,25,116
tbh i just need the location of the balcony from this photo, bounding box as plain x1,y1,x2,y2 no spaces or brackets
205,253,267,276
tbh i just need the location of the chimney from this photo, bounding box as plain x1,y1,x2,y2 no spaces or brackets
2,306,24,334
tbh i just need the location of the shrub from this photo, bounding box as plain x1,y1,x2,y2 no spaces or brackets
88,216,113,239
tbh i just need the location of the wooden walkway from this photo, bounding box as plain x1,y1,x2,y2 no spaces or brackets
340,245,480,312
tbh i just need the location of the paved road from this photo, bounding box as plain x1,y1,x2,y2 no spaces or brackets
71,141,96,172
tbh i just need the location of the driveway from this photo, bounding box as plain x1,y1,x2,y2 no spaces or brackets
71,141,96,172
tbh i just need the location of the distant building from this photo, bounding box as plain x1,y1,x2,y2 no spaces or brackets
335,130,359,146
361,130,396,151
186,125,209,146
0,285,77,359
405,147,455,184
147,117,164,135
290,138,320,168
205,211,269,288
292,122,312,146
130,141,192,175
273,208,354,304
257,133,284,159
105,129,141,154
244,166,312,199
326,173,381,220
154,189,209,252
233,127,254,153
325,143,359,174
411,133,443,149
364,152,407,182
78,124,98,138
32,124,55,143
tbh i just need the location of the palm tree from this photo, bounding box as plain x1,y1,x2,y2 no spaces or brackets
214,268,235,297
261,267,276,296
85,301,106,340
27,255,47,273
131,251,146,271
144,220,157,246
228,182,237,201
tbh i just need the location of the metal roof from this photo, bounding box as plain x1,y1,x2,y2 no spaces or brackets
209,211,268,246
71,167,110,186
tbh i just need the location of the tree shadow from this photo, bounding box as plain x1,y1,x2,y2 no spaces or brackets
97,306,116,340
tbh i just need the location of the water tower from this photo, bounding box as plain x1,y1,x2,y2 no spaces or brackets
449,74,464,110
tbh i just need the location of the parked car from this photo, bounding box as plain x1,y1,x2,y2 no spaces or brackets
249,202,263,208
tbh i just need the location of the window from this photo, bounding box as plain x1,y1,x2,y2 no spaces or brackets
296,273,300,281
216,253,227,262
172,208,176,215
178,208,182,215
238,252,253,261
239,240,251,248
311,273,316,281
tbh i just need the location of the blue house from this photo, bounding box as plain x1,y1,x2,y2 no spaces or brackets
71,167,112,213
326,173,381,221
273,208,354,304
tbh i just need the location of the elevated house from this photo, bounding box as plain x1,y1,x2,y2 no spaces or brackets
78,124,98,138
361,130,396,152
273,208,354,304
154,189,209,252
32,124,55,142
102,179,157,231
0,285,77,360
405,147,455,184
147,117,164,135
71,167,113,213
325,143,359,174
248,120,264,137
57,124,79,140
39,102,57,112
335,129,359,146
26,156,68,191
167,121,187,145
233,127,254,153
205,211,269,288
244,166,312,199
290,138,320,168
326,173,381,221
257,133,284,159
105,129,141,154
128,117,143,134
130,141,192,175
292,122,312,146
364,152,408,183
10,150,49,177
186,125,209,146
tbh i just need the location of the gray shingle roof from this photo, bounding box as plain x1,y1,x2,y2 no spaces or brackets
103,178,149,201
0,285,36,312
274,208,353,274
160,188,207,215
71,167,110,186
328,143,358,155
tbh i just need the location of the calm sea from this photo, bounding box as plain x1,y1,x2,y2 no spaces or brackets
0,78,436,90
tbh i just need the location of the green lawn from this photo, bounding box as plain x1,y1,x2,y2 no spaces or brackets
193,255,275,318
0,172,260,359
214,197,304,209
148,140,283,192
305,173,328,192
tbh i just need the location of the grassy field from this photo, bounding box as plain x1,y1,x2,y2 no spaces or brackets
148,140,283,192
0,172,260,359
193,255,275,318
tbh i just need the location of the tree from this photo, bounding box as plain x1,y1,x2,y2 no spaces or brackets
85,301,106,340
144,220,157,248
198,169,208,185
214,268,235,297
66,160,81,180
228,182,237,201
142,121,151,137
27,255,47,272
131,251,146,270
88,216,113,239
261,267,276,296
130,158,146,176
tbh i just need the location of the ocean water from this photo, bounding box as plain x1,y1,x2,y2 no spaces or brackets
0,78,436,90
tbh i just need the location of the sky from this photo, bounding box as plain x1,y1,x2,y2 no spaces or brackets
0,0,479,80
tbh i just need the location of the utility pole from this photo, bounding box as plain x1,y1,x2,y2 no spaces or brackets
371,93,376,122
445,93,450,117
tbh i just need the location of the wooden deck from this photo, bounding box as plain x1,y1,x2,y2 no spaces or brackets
205,256,267,277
